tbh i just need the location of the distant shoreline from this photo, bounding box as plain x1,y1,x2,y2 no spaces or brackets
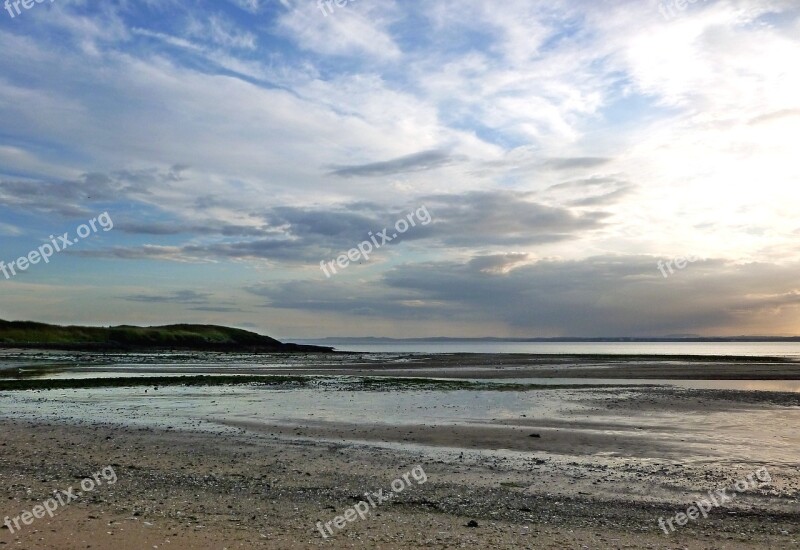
300,336,800,344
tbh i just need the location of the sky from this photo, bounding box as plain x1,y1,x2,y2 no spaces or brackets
0,0,799,339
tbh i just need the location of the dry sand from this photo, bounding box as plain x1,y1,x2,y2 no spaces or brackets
0,413,798,549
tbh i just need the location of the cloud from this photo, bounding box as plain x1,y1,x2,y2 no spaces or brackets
121,290,246,313
76,188,615,264
0,167,183,218
0,221,22,236
468,253,533,274
122,290,212,305
275,0,402,60
190,15,258,50
76,245,209,263
189,306,246,313
247,278,443,320
543,177,636,207
227,0,262,13
748,108,800,125
115,221,270,237
328,149,462,178
419,191,609,246
542,157,612,171
1,0,799,336
249,255,800,336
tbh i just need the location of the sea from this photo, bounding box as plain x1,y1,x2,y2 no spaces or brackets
298,340,800,358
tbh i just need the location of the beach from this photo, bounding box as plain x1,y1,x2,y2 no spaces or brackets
6,1,799,548
1,352,799,549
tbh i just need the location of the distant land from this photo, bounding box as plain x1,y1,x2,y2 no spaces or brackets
0,320,332,353
298,336,800,344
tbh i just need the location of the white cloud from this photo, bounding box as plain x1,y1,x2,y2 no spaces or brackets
275,0,402,60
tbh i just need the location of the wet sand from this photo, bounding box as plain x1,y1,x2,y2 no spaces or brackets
258,353,800,380
1,353,800,548
5,351,800,380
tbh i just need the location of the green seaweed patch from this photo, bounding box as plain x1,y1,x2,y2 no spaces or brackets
0,374,643,393
499,481,529,488
349,377,630,391
0,375,310,391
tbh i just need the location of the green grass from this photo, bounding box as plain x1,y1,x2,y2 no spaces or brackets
0,320,330,352
0,321,280,345
0,375,310,391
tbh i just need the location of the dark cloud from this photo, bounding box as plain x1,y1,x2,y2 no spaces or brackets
77,245,190,260
567,184,634,207
542,157,611,170
0,168,175,218
78,189,614,262
545,176,622,192
266,207,380,238
419,191,608,246
327,149,461,178
115,222,196,236
182,239,327,262
122,290,211,304
189,306,247,313
247,280,444,320
247,255,800,336
121,290,245,313
543,177,635,207
475,155,613,177
116,221,270,237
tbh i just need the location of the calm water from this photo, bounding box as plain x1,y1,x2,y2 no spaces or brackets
311,341,800,357
3,384,799,465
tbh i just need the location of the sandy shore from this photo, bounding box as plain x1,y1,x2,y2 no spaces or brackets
2,353,800,548
0,414,798,549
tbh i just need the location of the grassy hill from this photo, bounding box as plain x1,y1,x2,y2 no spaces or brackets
0,320,332,352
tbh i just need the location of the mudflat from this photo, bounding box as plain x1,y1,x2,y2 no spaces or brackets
1,353,799,549
5,350,800,379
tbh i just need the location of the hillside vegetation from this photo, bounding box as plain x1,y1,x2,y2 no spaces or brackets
0,320,331,352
